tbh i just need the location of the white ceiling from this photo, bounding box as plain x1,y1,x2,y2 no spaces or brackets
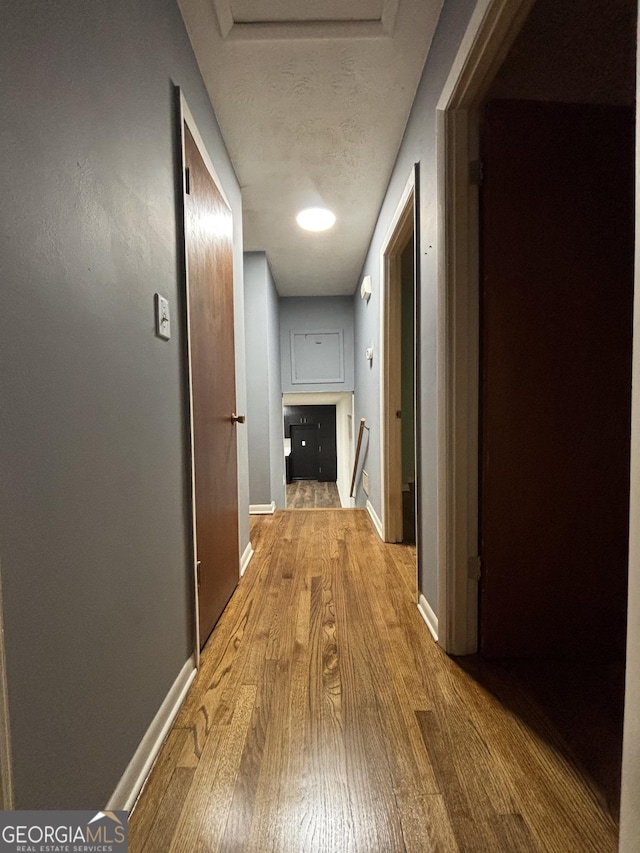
178,0,444,296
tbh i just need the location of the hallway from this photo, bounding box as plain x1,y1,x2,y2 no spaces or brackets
128,510,617,852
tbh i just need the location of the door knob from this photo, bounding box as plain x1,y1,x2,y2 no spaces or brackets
231,413,246,424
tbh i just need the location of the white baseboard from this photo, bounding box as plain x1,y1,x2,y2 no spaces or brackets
249,501,276,515
366,500,384,540
106,655,196,812
240,541,254,577
418,594,438,642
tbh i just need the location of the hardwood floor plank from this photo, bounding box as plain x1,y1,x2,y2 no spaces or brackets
139,767,194,853
242,613,309,851
243,597,310,852
396,792,460,853
342,523,438,797
174,573,257,726
488,813,538,853
249,512,278,554
387,542,418,600
172,595,254,756
168,685,257,853
335,512,454,851
416,707,518,852
224,517,310,852
195,684,258,852
217,659,278,852
303,517,404,852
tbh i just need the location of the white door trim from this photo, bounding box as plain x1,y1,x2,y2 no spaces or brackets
0,566,14,809
380,168,416,543
435,0,535,654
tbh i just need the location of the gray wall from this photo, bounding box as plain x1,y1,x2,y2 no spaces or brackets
266,266,285,507
244,253,285,508
0,0,249,808
244,254,271,504
353,0,477,611
280,297,355,393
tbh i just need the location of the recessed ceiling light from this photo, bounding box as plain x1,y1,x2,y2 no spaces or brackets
296,207,336,232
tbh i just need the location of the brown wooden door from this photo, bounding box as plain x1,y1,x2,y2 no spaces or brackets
480,100,633,659
184,124,239,648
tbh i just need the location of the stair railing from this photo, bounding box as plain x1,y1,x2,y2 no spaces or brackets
350,417,367,498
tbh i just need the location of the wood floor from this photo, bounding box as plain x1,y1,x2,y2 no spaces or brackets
286,479,341,509
129,510,618,852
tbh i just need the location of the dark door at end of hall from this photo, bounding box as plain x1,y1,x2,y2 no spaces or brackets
289,424,319,479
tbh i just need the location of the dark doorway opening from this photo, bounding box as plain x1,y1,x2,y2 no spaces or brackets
475,0,636,821
284,405,337,483
400,238,416,544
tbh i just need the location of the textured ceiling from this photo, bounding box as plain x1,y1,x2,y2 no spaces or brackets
178,0,443,296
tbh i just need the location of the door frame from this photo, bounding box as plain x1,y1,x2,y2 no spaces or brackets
380,168,415,545
380,164,422,599
282,392,354,506
177,90,235,664
435,0,535,654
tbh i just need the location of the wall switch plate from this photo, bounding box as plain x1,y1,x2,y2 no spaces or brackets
155,293,171,340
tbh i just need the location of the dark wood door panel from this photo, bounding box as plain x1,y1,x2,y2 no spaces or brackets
184,124,239,648
480,100,633,659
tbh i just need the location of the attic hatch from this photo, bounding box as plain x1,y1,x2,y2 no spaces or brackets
212,0,398,39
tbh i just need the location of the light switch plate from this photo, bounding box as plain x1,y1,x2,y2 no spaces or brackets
155,293,171,340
